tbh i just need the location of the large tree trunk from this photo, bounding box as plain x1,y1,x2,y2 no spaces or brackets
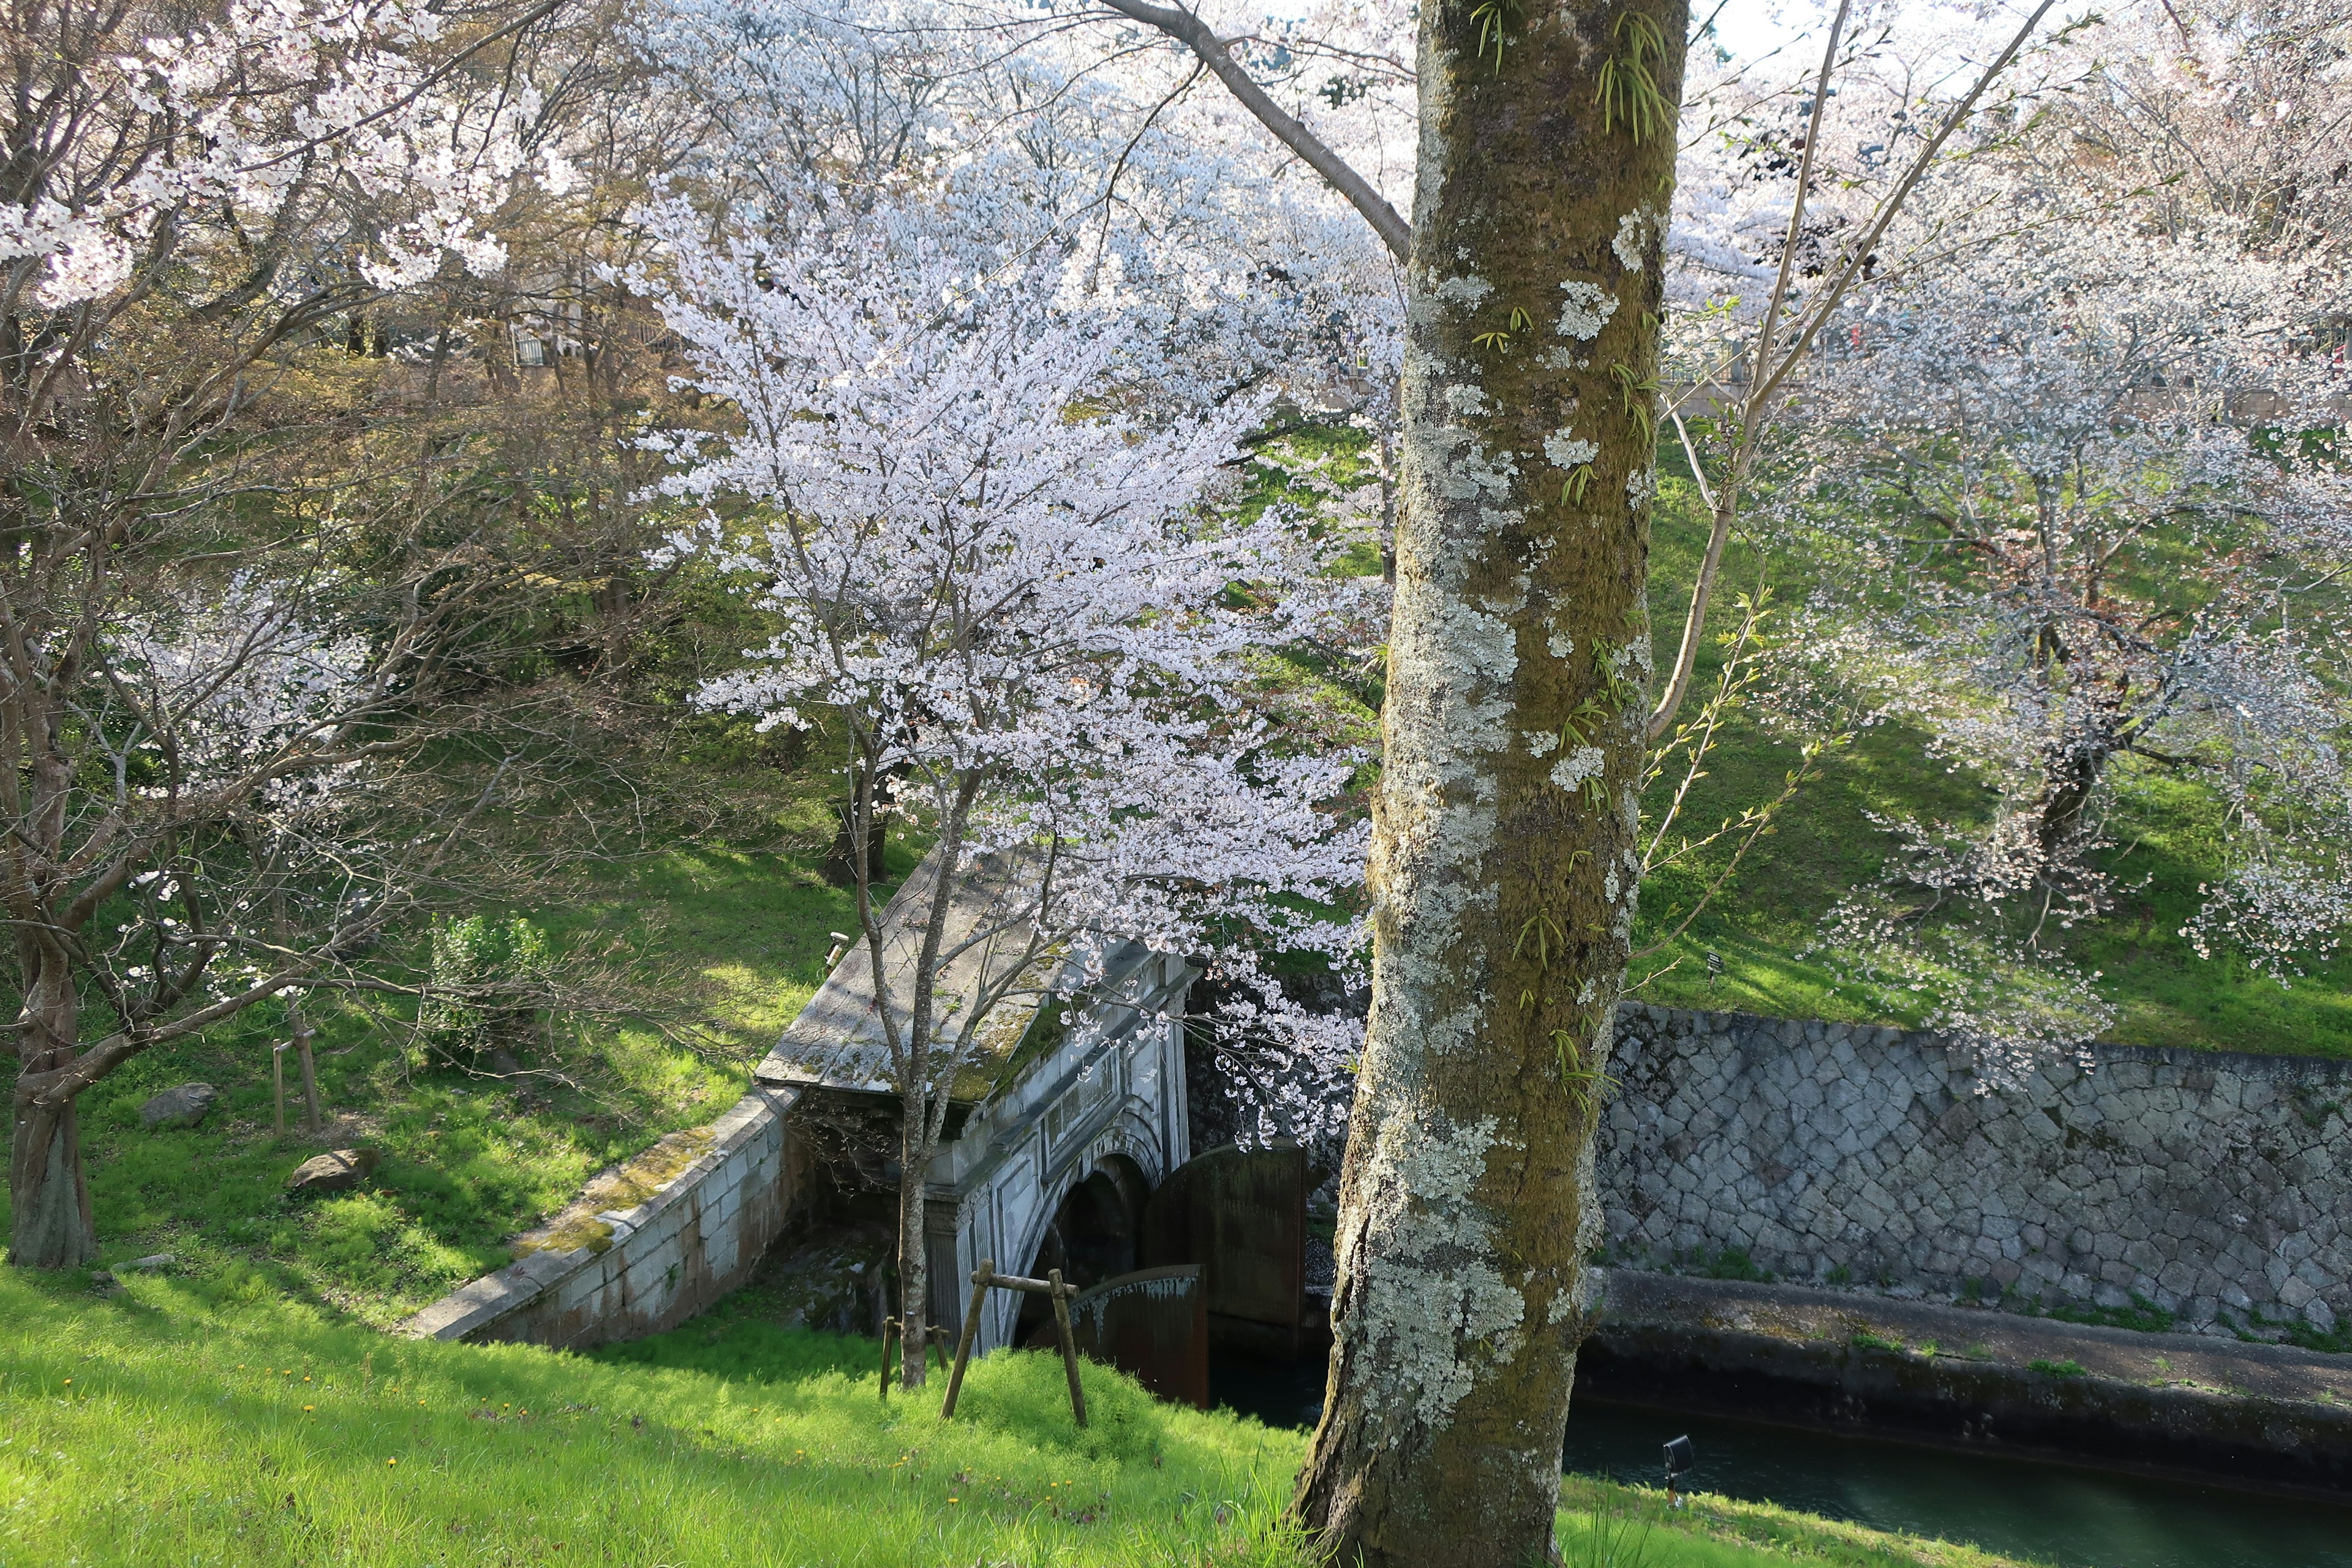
1294,3,1685,1563
8,1098,94,1270
10,967,96,1268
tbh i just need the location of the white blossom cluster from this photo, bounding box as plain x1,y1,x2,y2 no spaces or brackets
638,0,1403,413
0,0,558,314
639,200,1374,1137
113,577,374,797
9,567,411,1045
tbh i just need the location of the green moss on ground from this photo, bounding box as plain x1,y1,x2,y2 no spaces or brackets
510,1126,719,1259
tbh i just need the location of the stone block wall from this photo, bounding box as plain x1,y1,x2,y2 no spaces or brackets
401,1085,804,1349
1600,1005,2352,1335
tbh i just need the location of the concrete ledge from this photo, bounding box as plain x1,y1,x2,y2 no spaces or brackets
396,1084,802,1349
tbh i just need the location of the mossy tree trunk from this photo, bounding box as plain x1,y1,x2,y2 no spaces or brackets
1292,2,1686,1563
10,962,97,1269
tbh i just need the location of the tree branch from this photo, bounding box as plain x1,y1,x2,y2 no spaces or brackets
1646,0,1853,744
1092,0,1411,262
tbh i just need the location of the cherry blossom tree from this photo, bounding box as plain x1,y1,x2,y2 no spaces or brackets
2,0,568,1267
638,0,1403,1074
638,202,1370,1388
1770,4,2352,1074
0,542,590,1266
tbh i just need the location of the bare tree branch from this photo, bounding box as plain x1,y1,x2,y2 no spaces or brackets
1091,0,1411,261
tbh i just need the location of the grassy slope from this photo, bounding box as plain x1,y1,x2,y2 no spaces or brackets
17,731,918,1323
0,1267,2038,1568
1630,472,2352,1058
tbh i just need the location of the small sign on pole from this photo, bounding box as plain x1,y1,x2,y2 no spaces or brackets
1663,1434,1695,1509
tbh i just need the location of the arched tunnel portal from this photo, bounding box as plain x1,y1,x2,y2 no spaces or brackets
1014,1153,1150,1344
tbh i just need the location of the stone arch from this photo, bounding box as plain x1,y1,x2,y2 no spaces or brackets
1001,1104,1167,1291
1098,1106,1169,1188
1006,1118,1166,1344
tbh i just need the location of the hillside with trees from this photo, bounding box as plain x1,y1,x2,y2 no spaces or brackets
2,0,2345,1560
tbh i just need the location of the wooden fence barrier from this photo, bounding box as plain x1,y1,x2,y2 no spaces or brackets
937,1259,1087,1427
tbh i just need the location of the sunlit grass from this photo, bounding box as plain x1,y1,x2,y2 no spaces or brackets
0,1267,2036,1568
0,1267,1307,1567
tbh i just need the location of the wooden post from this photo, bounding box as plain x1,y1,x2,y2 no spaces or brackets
940,1261,992,1420
293,1005,321,1136
1049,1268,1087,1428
880,1316,900,1401
272,1043,288,1138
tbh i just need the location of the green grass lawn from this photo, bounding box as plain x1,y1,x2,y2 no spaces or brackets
0,1266,2038,1568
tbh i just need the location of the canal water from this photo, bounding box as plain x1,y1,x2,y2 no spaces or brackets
1561,1397,2352,1568
1209,1354,2352,1568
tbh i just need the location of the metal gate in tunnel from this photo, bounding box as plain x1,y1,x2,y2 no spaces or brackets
1023,1264,1210,1408
1142,1142,1308,1346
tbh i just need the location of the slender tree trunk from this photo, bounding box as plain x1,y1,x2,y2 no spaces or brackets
897,1084,931,1388
1294,3,1685,1563
883,778,981,1392
10,965,96,1268
824,772,891,888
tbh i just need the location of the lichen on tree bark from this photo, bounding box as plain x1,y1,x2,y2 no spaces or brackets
1292,2,1687,1562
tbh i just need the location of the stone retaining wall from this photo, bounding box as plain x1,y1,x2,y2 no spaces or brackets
1602,1006,2352,1336
399,1085,804,1348
399,1003,2352,1351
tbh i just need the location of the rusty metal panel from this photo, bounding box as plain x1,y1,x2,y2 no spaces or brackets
1142,1143,1306,1330
1023,1264,1208,1408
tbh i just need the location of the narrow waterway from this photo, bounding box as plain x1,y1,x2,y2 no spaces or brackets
1208,1354,2352,1568
1562,1397,2352,1568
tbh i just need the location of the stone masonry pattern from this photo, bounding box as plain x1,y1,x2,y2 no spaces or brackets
1601,1005,2352,1337
401,1084,801,1348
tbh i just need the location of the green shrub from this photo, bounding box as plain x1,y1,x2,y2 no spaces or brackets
417,914,553,1063
1698,1248,1773,1284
